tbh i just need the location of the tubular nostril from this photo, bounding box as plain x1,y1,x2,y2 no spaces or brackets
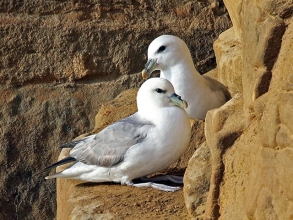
145,60,152,68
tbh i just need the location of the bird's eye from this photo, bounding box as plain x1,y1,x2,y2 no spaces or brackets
157,45,166,53
155,88,166,93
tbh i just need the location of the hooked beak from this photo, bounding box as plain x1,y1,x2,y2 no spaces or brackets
169,93,188,109
142,58,157,79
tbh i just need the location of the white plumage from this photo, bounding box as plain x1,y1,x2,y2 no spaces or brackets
142,35,231,120
44,78,191,191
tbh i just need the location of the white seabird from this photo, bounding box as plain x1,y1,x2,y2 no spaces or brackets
43,78,191,192
142,35,231,120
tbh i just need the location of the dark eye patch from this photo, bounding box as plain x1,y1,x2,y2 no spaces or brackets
155,88,166,94
157,45,166,53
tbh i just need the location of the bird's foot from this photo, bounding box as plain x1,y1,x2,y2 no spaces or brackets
130,182,180,192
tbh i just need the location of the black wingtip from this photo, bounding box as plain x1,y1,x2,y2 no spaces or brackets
35,157,76,176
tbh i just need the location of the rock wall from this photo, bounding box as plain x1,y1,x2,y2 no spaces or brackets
0,1,231,219
185,0,293,219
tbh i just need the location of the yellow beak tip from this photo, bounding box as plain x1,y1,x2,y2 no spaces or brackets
183,101,188,109
142,69,149,79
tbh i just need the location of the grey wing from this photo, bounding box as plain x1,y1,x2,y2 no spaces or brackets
203,75,232,101
69,114,153,167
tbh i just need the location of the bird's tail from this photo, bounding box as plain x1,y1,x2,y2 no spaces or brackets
45,161,98,180
34,157,76,177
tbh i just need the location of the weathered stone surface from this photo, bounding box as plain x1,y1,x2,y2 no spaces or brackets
9,0,293,218
0,0,231,87
222,0,243,38
186,0,293,219
1,1,231,219
213,27,242,95
204,94,244,219
183,142,211,220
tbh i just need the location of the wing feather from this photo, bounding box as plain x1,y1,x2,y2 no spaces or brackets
203,75,231,101
69,113,153,167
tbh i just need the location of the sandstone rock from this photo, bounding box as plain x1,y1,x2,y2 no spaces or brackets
186,0,293,219
1,1,231,219
183,142,211,220
213,27,242,95
0,0,231,87
222,0,242,38
204,94,244,219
